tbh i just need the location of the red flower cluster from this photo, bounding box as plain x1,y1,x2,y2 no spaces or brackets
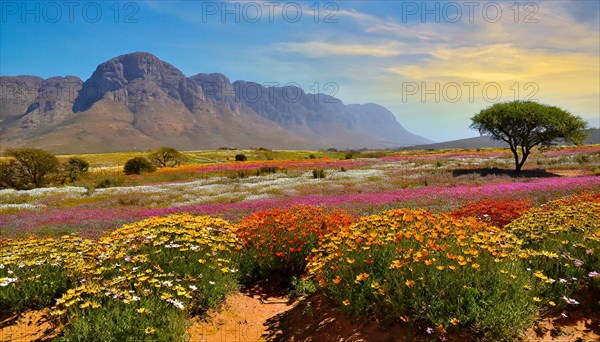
235,206,354,278
450,198,532,227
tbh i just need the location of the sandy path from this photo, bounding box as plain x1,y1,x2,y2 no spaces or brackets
188,287,295,342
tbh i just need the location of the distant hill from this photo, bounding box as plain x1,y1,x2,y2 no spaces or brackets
0,52,431,153
404,128,600,150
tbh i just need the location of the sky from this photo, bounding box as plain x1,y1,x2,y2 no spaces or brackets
1,0,599,142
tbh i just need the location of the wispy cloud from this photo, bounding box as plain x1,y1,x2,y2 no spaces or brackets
271,1,599,137
274,41,407,58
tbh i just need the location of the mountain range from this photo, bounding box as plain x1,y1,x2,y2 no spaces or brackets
0,52,431,153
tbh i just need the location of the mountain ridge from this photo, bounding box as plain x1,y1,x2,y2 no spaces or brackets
0,52,431,153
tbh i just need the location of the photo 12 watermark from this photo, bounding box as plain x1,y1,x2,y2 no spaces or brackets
228,81,340,104
396,1,539,23
1,78,82,102
0,79,341,105
1,1,140,23
400,81,540,103
200,1,339,23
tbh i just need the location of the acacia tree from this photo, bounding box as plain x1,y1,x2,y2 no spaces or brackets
148,147,188,168
4,148,60,188
470,101,587,171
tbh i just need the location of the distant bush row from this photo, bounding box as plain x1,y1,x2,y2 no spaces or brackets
0,148,89,190
0,146,191,189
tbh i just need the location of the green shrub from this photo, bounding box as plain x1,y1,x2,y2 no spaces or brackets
344,150,360,160
96,178,115,188
307,209,538,340
235,154,247,161
312,169,326,179
124,157,156,175
0,160,28,189
255,166,280,176
574,154,591,164
290,277,317,298
506,198,600,304
0,264,71,313
66,157,90,182
50,214,242,340
148,147,188,168
361,151,386,158
2,148,60,188
57,297,188,342
234,207,354,283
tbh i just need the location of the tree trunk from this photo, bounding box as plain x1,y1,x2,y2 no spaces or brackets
514,150,530,172
511,148,521,172
518,151,530,171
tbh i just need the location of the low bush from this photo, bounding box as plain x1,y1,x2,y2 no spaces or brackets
234,206,354,282
1,214,243,341
0,236,98,313
0,263,70,312
124,157,156,175
306,209,537,340
66,157,90,182
312,169,326,179
506,195,600,306
56,296,188,341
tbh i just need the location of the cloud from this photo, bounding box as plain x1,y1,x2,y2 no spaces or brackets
385,44,599,84
274,41,407,57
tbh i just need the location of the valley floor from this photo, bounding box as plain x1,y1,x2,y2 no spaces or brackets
1,146,599,341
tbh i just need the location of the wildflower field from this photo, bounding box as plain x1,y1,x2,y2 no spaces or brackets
1,146,599,341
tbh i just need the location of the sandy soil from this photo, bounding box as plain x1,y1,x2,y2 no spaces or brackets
2,290,598,341
188,284,295,342
0,309,58,341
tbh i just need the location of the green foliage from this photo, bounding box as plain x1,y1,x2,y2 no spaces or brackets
312,169,326,179
0,214,242,340
0,264,71,312
361,151,387,159
0,160,28,189
95,178,121,189
574,154,591,164
344,150,360,160
124,157,156,175
2,148,60,188
506,199,600,299
234,154,247,161
256,166,282,176
470,101,587,171
148,147,188,168
57,297,188,342
307,209,539,340
65,157,90,182
234,207,354,283
290,277,317,298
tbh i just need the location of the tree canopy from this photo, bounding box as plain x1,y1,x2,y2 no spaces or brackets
470,101,587,171
4,148,60,188
148,147,188,168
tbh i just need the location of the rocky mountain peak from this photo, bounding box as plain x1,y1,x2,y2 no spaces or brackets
73,52,204,113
